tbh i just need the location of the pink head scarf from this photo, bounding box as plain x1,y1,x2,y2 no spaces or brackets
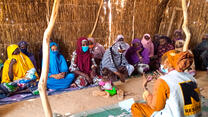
141,34,154,57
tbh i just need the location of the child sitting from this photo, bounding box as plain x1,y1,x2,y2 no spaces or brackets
92,68,124,100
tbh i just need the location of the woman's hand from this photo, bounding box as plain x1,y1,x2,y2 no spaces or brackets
142,73,153,91
139,57,143,63
91,66,97,77
59,72,66,79
10,59,17,65
9,59,16,81
50,73,64,79
86,75,93,84
118,73,126,83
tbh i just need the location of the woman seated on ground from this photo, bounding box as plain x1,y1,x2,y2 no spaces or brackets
193,34,208,72
47,42,75,90
114,34,130,55
1,44,39,95
141,34,154,58
88,37,105,66
18,41,37,70
131,50,201,117
125,38,150,74
155,35,174,68
101,40,134,82
69,37,98,88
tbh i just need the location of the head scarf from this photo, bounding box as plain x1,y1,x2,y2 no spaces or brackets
131,38,144,52
88,37,95,44
18,41,32,57
141,34,154,57
173,30,184,42
88,37,105,59
111,41,128,54
115,34,124,43
162,50,193,72
174,30,183,36
2,44,36,83
76,37,92,75
7,44,19,60
101,41,129,73
113,35,130,55
49,42,68,75
18,41,37,69
159,35,172,44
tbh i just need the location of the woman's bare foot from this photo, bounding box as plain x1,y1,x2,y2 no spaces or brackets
70,83,77,88
92,90,109,97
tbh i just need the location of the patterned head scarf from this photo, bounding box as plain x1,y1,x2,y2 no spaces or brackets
162,50,194,72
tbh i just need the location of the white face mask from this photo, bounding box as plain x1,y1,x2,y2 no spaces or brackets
160,65,168,74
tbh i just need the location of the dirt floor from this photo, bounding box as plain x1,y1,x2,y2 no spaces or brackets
0,71,207,117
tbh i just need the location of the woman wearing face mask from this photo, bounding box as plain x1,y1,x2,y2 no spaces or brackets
18,41,37,70
131,50,201,117
47,42,75,90
88,37,105,66
101,41,134,82
69,37,98,88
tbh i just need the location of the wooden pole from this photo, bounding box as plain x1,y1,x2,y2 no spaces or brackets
89,0,103,38
38,0,60,117
182,0,191,51
132,0,136,41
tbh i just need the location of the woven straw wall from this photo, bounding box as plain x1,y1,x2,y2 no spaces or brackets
0,0,207,70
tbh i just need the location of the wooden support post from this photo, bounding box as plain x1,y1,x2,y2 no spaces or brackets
89,0,103,38
38,0,60,117
182,0,191,51
132,0,136,41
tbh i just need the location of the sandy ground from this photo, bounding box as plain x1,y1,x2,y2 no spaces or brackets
0,71,207,117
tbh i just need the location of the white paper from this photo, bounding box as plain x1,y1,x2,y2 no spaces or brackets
118,98,135,112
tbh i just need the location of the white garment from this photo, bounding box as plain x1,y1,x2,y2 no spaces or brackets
137,64,149,73
151,70,201,117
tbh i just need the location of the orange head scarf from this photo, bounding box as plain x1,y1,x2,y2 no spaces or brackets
162,50,194,72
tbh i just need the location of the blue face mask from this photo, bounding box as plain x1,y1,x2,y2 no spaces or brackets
82,46,89,53
160,65,168,74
